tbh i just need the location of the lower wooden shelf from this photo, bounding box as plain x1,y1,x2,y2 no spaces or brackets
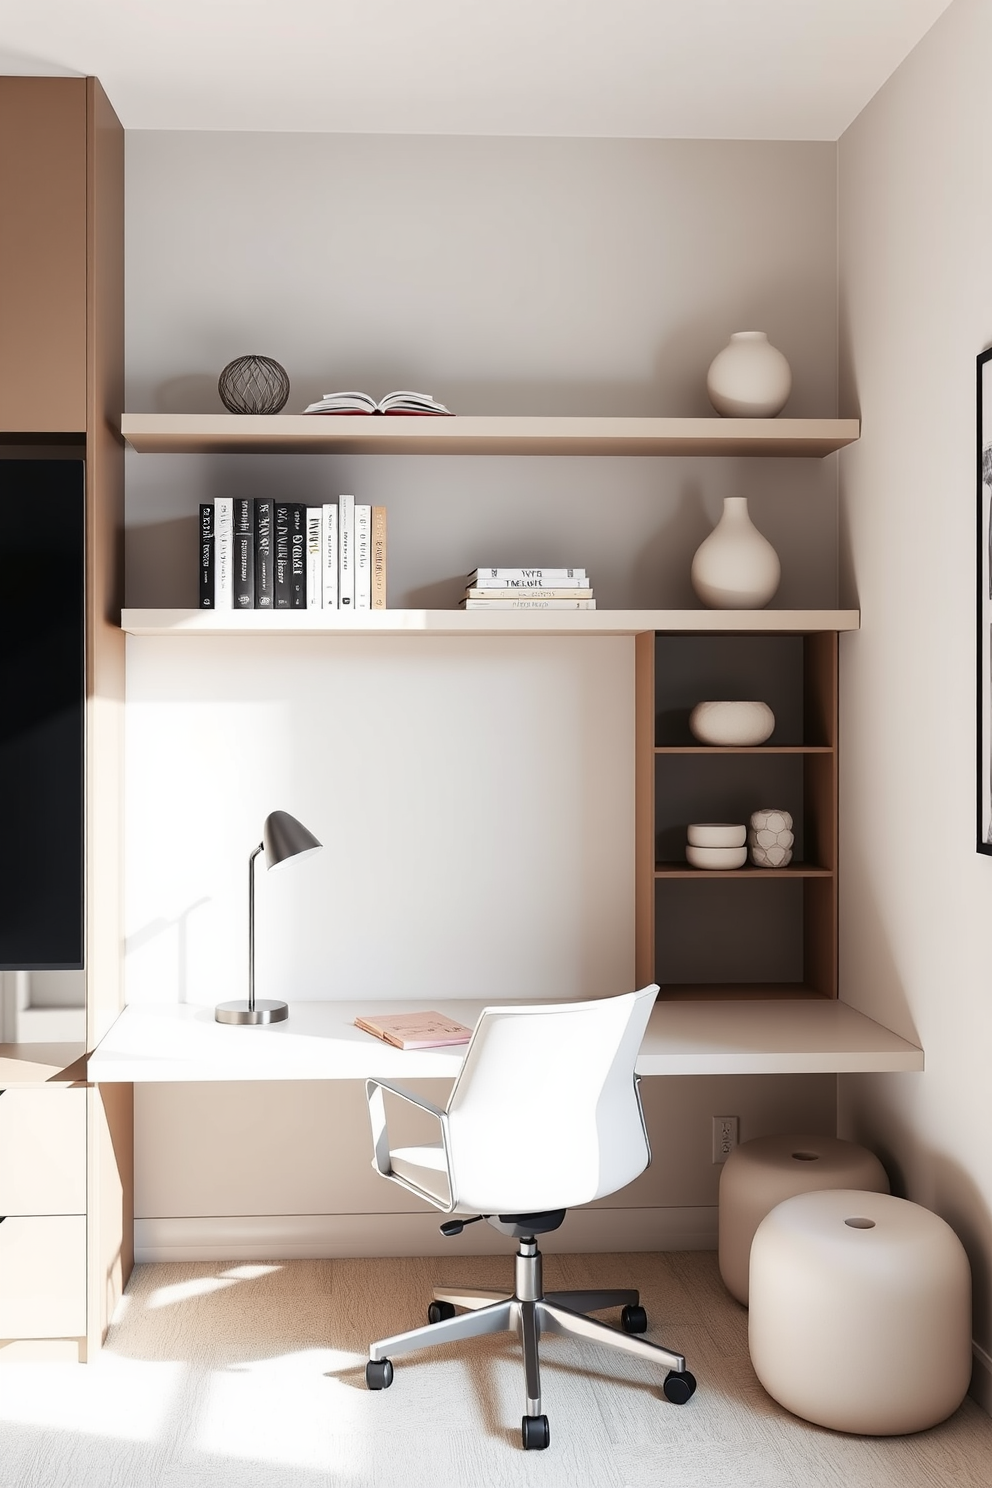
655,862,832,879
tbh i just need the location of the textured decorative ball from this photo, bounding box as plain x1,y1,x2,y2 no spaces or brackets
749,808,794,868
218,355,290,415
689,700,775,746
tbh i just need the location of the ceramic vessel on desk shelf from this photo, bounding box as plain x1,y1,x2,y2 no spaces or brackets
686,844,748,870
706,331,792,417
749,808,794,868
691,497,780,609
689,700,775,746
687,823,746,849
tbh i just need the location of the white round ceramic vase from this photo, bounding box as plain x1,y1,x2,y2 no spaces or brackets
706,331,792,417
689,700,775,746
691,497,780,609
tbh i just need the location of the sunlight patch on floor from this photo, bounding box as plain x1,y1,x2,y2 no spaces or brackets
0,1356,184,1441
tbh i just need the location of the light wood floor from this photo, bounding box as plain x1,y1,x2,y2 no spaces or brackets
0,1251,989,1486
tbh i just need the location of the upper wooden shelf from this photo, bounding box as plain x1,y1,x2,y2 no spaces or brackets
121,608,861,638
120,414,860,458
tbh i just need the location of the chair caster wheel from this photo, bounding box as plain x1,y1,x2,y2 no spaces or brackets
663,1369,696,1405
428,1301,456,1324
521,1414,550,1450
365,1358,394,1390
621,1303,648,1333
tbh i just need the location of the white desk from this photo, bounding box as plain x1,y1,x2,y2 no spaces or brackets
87,998,923,1083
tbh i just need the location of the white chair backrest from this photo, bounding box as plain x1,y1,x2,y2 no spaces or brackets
443,985,659,1214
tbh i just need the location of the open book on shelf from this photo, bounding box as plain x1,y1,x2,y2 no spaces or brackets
303,390,452,416
354,1009,474,1049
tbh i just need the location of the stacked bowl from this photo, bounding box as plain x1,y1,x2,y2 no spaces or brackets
686,822,747,870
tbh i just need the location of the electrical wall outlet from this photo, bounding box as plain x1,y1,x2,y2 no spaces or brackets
712,1115,739,1164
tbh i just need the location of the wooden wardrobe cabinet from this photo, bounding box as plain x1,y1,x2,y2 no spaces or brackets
0,76,128,1362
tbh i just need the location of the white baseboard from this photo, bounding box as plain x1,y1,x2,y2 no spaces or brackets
134,1206,718,1263
972,1341,992,1416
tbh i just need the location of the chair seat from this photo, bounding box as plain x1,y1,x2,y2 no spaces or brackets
390,1144,450,1204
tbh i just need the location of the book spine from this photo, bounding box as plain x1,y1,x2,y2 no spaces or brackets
371,505,387,610
254,498,274,608
273,501,292,608
465,587,593,600
232,497,255,610
306,507,323,609
289,502,307,609
354,503,372,610
198,502,214,609
338,493,355,608
322,502,339,609
214,497,234,610
469,568,586,582
460,598,597,609
469,577,590,589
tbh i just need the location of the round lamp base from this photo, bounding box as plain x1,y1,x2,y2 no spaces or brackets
215,999,289,1025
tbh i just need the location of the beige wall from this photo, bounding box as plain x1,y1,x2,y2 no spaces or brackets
123,132,842,1255
838,0,992,1409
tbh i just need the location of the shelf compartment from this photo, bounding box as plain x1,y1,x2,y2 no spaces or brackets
657,982,829,1002
120,413,860,458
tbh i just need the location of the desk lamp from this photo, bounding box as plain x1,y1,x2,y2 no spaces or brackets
215,810,322,1025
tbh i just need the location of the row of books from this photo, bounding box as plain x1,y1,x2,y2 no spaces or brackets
199,497,386,610
459,567,596,610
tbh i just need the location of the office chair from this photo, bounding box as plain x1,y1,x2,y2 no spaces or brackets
363,984,696,1450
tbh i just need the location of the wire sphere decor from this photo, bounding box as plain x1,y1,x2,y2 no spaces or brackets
218,354,290,415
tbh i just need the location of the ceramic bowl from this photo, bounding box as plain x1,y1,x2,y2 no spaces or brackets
689,699,775,747
685,844,748,871
687,822,747,848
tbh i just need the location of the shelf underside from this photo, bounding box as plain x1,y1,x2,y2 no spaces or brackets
121,413,860,457
122,608,861,637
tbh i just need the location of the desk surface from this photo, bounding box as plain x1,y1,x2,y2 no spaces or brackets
86,998,923,1082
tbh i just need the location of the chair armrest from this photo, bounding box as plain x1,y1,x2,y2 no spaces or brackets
365,1078,454,1208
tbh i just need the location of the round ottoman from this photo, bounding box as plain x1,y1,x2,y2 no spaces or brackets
749,1189,972,1435
718,1134,889,1303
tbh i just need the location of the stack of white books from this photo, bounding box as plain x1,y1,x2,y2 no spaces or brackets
460,568,595,610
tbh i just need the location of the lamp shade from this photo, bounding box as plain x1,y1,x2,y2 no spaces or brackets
262,810,322,869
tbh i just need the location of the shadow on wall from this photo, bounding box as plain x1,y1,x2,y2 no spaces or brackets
936,1156,992,1373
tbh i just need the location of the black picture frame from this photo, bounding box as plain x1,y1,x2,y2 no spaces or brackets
978,348,992,853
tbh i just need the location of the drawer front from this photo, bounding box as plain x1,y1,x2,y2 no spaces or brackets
0,1087,86,1215
0,1215,86,1337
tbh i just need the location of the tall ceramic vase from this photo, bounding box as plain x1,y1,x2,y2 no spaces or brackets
691,497,780,609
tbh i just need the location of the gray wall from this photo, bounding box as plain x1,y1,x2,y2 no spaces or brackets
124,131,843,1257
125,133,840,611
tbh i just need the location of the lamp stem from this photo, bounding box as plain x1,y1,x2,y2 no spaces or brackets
248,842,263,1012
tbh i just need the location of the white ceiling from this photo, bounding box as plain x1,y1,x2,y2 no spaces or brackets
0,0,954,138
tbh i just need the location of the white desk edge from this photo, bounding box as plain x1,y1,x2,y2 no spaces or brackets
86,998,924,1082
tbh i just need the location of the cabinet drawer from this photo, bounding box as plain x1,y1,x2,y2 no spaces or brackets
0,1087,86,1215
0,1215,86,1337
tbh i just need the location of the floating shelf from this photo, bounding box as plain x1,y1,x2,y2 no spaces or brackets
121,608,861,638
120,413,860,458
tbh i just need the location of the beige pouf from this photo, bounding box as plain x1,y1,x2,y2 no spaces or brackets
718,1133,889,1303
749,1189,972,1435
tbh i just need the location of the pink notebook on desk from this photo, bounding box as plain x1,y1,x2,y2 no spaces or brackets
354,1010,473,1050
